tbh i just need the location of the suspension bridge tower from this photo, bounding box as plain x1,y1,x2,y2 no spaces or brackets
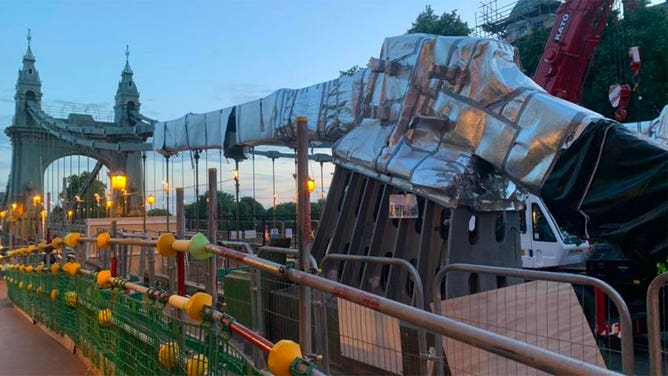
3,33,151,236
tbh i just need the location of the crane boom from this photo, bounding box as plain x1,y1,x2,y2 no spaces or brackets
533,0,614,102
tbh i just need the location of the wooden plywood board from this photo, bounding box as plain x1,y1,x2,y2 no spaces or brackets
438,280,605,375
337,298,403,375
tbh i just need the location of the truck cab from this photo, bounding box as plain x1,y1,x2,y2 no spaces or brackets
519,194,589,269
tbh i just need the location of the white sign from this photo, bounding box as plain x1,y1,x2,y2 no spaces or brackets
270,228,279,238
244,230,257,239
285,228,293,238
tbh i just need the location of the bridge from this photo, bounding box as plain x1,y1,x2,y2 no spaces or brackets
0,32,667,376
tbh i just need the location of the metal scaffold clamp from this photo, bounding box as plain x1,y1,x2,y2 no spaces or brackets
156,232,211,259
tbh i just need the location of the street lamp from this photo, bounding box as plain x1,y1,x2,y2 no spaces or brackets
307,177,316,194
146,194,155,208
111,172,127,191
0,210,6,233
32,194,42,239
111,171,127,216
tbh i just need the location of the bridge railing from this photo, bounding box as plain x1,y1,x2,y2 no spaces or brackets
2,236,324,376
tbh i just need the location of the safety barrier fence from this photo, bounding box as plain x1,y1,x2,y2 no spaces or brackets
2,235,323,376
0,232,625,376
647,272,668,376
434,263,635,375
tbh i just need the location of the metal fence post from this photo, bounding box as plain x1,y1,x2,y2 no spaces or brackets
647,272,668,376
208,168,218,307
110,220,117,277
296,116,313,355
321,254,428,375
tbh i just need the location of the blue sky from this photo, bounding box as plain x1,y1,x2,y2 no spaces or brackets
1,1,658,209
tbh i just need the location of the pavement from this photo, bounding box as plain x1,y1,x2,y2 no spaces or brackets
0,280,94,376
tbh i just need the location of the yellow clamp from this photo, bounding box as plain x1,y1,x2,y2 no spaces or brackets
186,354,208,376
62,262,81,276
38,241,47,252
50,263,60,275
158,342,180,369
96,270,112,288
25,265,34,273
156,233,211,259
96,232,111,250
51,237,64,250
27,245,36,254
168,292,212,322
36,264,45,274
267,340,303,376
63,233,82,248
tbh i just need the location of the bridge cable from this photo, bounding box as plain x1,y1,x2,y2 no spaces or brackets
252,147,256,228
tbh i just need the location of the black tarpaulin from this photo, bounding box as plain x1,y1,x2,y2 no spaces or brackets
542,119,668,264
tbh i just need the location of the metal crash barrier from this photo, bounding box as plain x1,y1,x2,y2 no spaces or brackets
647,272,668,376
0,231,625,376
1,234,324,376
433,263,634,375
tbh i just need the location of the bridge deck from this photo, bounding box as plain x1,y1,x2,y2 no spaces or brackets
0,280,94,376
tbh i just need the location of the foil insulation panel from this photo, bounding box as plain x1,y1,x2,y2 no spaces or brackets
153,34,605,210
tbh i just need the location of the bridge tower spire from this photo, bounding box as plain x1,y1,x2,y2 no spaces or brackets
14,28,42,127
114,44,140,127
5,29,45,221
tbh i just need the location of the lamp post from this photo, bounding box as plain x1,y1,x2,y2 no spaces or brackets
32,194,41,239
110,171,128,217
0,210,6,234
233,161,240,240
106,199,113,217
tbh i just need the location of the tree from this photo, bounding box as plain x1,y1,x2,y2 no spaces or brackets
147,208,170,217
184,191,236,220
63,171,107,218
511,2,667,120
239,196,266,219
580,4,668,120
407,6,472,36
340,65,364,77
512,27,551,75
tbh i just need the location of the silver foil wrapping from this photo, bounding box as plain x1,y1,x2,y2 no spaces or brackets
153,34,604,210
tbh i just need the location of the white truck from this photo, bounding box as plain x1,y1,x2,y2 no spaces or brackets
519,194,590,269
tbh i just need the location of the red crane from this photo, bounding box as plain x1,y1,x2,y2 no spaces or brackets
532,0,615,103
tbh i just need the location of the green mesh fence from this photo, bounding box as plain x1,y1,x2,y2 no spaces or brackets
5,267,261,376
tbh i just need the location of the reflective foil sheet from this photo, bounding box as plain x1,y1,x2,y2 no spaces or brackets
153,34,605,210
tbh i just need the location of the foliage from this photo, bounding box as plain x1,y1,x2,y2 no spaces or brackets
339,65,364,77
183,191,265,220
512,27,551,75
407,6,472,36
511,3,667,120
184,191,236,219
239,196,266,219
63,171,107,218
147,208,170,216
265,199,326,221
580,4,668,120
